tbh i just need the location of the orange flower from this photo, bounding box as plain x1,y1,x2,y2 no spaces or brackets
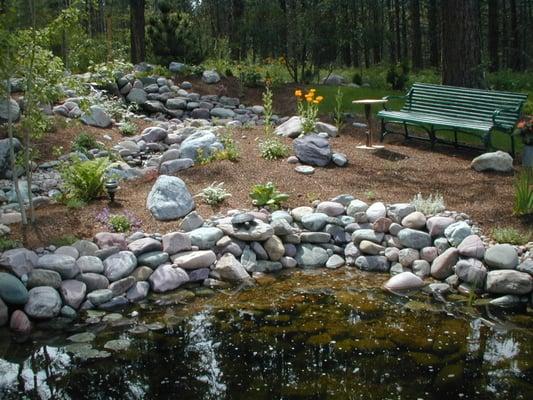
313,100,319,104
310,88,316,93
295,89,302,97
316,96,324,102
306,97,313,103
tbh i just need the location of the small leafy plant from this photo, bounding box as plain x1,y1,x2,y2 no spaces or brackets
411,192,445,215
249,182,289,210
60,157,110,202
196,132,239,164
492,226,532,245
197,182,232,205
96,207,141,233
294,88,324,134
262,84,274,136
0,237,21,252
259,137,289,160
72,132,101,154
119,121,137,136
333,87,344,132
513,168,533,216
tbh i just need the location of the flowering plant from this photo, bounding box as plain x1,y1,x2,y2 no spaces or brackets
295,88,324,134
517,117,533,145
95,208,142,233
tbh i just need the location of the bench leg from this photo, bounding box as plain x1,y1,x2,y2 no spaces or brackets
510,135,515,158
430,127,436,150
403,123,409,140
453,129,458,148
483,133,492,152
380,119,385,142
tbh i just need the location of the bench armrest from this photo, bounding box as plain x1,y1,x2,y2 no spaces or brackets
491,104,523,127
382,89,412,111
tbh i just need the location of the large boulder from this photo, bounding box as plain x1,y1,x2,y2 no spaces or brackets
0,98,21,123
293,134,332,167
60,280,87,309
80,106,112,128
210,108,236,119
103,251,137,282
146,175,195,221
295,244,329,268
321,74,346,85
275,116,303,138
179,130,222,161
202,70,221,84
24,286,62,319
169,62,186,73
171,250,216,269
0,272,29,305
37,254,79,279
0,247,37,277
471,151,513,172
0,137,22,178
213,253,250,282
126,88,148,105
485,270,533,295
148,264,189,293
484,244,519,269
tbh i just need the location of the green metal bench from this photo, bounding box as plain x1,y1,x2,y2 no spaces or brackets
378,83,528,156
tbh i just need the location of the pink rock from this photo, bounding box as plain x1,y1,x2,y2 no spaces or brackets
94,232,127,250
373,217,393,233
457,235,485,259
430,248,459,279
420,247,439,263
426,217,455,237
60,280,87,309
10,310,31,336
384,271,425,292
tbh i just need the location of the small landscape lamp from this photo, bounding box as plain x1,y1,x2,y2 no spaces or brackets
105,179,119,203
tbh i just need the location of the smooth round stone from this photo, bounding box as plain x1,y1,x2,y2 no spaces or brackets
401,212,426,230
430,248,459,280
444,221,472,247
280,256,297,268
27,269,62,289
126,281,150,302
271,210,293,223
24,286,62,319
359,240,384,255
60,280,87,309
60,305,77,319
137,251,169,269
301,213,329,231
355,255,389,272
384,271,424,292
300,232,331,244
397,229,431,249
187,227,224,250
103,251,137,282
389,263,406,276
72,240,99,257
87,289,114,306
76,256,104,274
0,272,29,305
384,247,400,262
454,259,487,286
398,248,419,267
263,236,284,261
316,201,345,217
486,270,532,295
132,266,153,281
78,273,109,292
295,244,329,268
55,246,79,260
291,206,314,222
37,254,79,279
67,332,96,343
484,244,519,269
104,339,131,351
346,199,369,216
457,235,485,259
420,247,439,263
10,310,31,336
295,165,315,175
326,254,345,269
366,202,386,222
412,260,431,278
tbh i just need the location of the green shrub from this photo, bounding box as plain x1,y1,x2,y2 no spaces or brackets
197,182,232,205
259,138,289,160
119,121,137,136
50,234,79,247
108,214,132,233
386,62,409,91
492,227,532,245
411,192,445,215
72,133,100,154
0,237,21,252
513,168,533,216
249,182,289,210
352,72,362,85
61,157,110,202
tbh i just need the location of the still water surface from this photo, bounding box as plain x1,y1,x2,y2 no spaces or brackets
1,268,532,399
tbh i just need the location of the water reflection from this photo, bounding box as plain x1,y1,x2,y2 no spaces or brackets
0,269,532,399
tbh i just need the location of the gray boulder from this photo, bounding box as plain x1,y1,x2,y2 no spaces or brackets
103,251,137,282
24,286,62,319
171,250,216,269
398,229,431,249
444,221,472,246
210,108,236,119
484,244,519,269
0,137,22,178
275,116,303,138
293,134,332,167
213,253,250,282
0,272,29,305
179,130,222,161
148,264,189,293
485,270,533,295
37,254,79,279
187,227,224,249
141,127,167,143
169,62,186,73
126,88,147,104
146,175,195,221
0,247,37,277
60,280,87,309
27,269,62,289
295,244,329,268
160,159,194,175
471,151,513,172
81,106,112,128
202,70,220,84
0,98,21,122
355,255,389,272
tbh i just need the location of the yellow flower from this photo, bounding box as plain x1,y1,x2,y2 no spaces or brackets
316,96,324,102
295,89,302,97
313,100,319,104
310,88,316,93
306,91,315,99
306,97,313,103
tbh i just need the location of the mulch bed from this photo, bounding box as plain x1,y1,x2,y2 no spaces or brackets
9,124,528,249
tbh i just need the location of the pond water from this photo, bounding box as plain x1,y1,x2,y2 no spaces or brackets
1,268,532,400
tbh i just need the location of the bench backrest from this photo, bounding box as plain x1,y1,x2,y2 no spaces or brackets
403,83,528,130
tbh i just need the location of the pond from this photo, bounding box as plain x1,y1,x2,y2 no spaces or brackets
1,268,532,399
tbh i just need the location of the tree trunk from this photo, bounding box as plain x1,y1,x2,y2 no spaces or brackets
388,0,396,62
488,0,499,71
401,0,407,60
394,0,401,62
410,0,422,70
130,0,145,64
441,0,484,88
428,0,440,68
509,0,520,70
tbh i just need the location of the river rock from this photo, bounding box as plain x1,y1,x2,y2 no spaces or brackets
37,254,79,279
457,235,485,259
126,281,150,302
81,106,112,128
398,229,431,249
387,203,416,223
275,116,304,138
55,246,79,260
384,271,425,292
293,134,332,167
359,240,385,255
179,130,222,161
27,269,61,289
141,127,167,143
401,211,426,229
426,216,455,237
430,248,459,279
471,151,513,172
187,227,224,249
398,248,419,267
0,248,38,277
76,256,104,274
0,272,29,305
295,244,329,268
485,270,533,295
412,260,431,278
109,276,136,296
72,240,100,257
213,253,250,282
347,199,369,216
171,250,216,269
263,236,284,261
366,202,387,222
87,289,114,306
128,237,162,256
137,251,169,269
24,286,62,319
352,229,384,245
517,260,533,276
316,201,345,217
355,255,389,272
94,232,127,250
103,251,137,282
202,70,220,84
162,232,192,254
149,265,189,293
484,244,519,269
10,310,31,336
326,254,345,269
218,220,274,242
454,259,487,286
147,175,195,220
444,221,472,246
60,280,87,309
78,273,109,292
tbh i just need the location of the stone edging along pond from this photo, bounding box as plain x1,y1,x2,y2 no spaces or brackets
0,193,532,340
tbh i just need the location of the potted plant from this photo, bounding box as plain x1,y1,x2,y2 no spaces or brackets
518,116,533,167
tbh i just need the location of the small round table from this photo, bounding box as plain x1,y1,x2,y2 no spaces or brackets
352,99,388,149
